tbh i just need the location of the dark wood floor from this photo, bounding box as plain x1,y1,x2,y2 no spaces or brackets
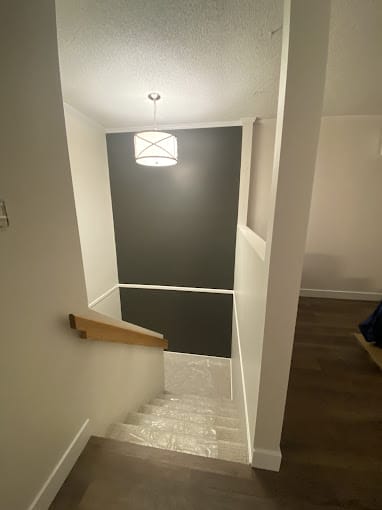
50,298,382,509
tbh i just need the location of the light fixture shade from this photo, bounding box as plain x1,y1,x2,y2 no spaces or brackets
134,131,178,167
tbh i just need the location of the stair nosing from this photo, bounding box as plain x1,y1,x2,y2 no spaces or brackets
150,399,238,416
128,411,240,431
109,422,246,448
142,404,241,421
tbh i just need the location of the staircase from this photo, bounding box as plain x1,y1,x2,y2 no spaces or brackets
106,392,248,464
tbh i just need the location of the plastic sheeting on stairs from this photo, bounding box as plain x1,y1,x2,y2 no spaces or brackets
106,392,248,464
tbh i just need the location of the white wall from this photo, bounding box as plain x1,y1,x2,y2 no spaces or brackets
245,115,382,295
303,115,382,294
253,0,329,470
236,115,382,462
64,104,121,318
0,3,164,509
232,0,330,471
247,119,276,240
232,227,267,458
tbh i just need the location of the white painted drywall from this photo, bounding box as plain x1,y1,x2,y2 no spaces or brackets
232,0,330,470
246,115,382,294
89,287,121,316
303,115,382,293
232,121,265,459
64,104,121,318
0,3,164,509
237,119,255,225
232,228,267,446
252,0,330,468
247,119,276,240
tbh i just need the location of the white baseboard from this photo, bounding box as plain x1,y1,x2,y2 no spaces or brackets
232,296,253,464
300,288,381,302
252,447,282,472
27,419,90,510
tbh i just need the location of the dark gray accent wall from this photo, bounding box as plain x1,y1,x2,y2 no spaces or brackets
120,288,233,357
107,127,242,289
107,127,241,357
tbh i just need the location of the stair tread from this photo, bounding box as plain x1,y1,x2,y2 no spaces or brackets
91,436,251,472
107,422,219,458
151,398,238,418
159,393,236,406
126,411,243,442
158,397,237,413
129,411,241,432
106,389,247,464
106,422,248,463
161,392,235,406
111,422,246,446
126,411,218,439
141,404,241,426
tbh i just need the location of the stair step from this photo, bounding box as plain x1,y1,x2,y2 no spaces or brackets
158,396,237,414
126,412,217,439
107,422,219,458
218,440,249,464
151,398,238,418
215,415,241,428
106,423,248,464
215,425,243,443
161,393,235,407
141,404,240,428
126,412,242,442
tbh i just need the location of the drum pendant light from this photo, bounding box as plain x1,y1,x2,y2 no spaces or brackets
134,93,178,167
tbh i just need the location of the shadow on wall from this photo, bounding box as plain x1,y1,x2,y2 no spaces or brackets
302,253,379,293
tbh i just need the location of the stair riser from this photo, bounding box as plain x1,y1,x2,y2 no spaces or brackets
126,412,218,440
110,391,248,464
107,423,219,459
126,412,243,442
141,405,240,428
107,423,248,464
216,427,243,443
160,393,235,407
151,399,238,418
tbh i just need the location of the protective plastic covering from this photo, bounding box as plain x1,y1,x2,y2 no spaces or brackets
128,412,217,439
107,423,219,458
105,353,250,464
217,440,248,464
107,421,248,462
141,404,218,425
151,397,238,418
164,351,231,399
161,393,234,406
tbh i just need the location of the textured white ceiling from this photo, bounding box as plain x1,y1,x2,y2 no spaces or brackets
56,0,382,129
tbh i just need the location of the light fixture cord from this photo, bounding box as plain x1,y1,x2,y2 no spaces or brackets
153,98,157,130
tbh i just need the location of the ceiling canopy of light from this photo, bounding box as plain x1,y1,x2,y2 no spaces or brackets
134,93,178,167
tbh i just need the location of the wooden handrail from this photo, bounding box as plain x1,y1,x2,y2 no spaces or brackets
69,313,168,349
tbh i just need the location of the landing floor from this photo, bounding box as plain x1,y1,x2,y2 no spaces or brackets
50,298,382,509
